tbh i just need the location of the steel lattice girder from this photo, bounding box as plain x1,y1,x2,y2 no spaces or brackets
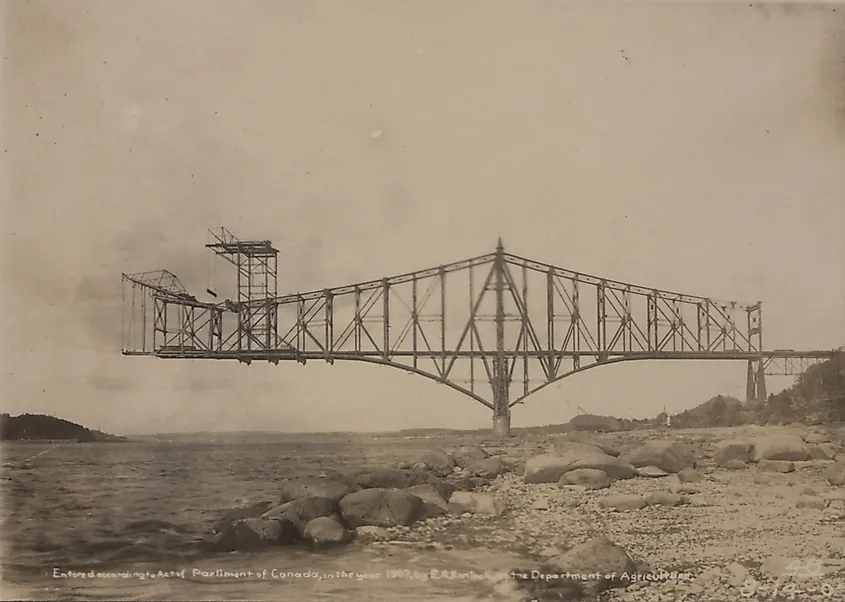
121,241,843,409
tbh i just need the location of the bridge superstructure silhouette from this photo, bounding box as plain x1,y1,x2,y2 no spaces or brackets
121,229,843,436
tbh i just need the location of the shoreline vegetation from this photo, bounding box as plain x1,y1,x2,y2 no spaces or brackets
0,413,128,442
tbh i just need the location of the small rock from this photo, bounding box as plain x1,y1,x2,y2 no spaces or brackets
821,490,845,502
724,459,747,470
757,459,795,473
714,440,752,466
559,468,611,490
451,446,490,468
448,491,506,517
532,498,550,511
678,467,703,483
302,515,351,549
645,492,685,507
824,461,845,486
599,494,647,511
670,482,700,494
724,562,748,587
636,465,670,478
466,456,505,479
796,495,827,510
355,525,391,543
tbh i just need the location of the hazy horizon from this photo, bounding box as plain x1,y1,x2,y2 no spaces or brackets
3,1,844,436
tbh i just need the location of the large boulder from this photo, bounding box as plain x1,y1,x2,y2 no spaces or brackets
466,456,505,479
677,467,703,483
354,525,391,543
425,476,455,501
338,488,425,528
645,492,686,507
407,484,450,518
557,441,609,456
302,515,351,549
261,496,336,534
524,452,635,484
551,536,638,594
757,459,795,473
417,451,456,477
279,478,354,504
622,440,693,474
809,443,840,461
355,468,427,489
448,491,505,516
824,461,845,486
212,500,275,534
447,474,490,491
451,446,490,468
714,440,752,467
558,468,611,490
749,434,811,462
214,518,297,551
598,494,646,511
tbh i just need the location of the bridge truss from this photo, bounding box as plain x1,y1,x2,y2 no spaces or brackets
121,230,843,436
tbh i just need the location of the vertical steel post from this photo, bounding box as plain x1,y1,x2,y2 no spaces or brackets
412,276,418,369
597,280,606,361
325,291,334,363
469,266,475,394
492,238,510,437
522,263,529,396
381,278,390,361
440,267,446,374
383,279,390,360
755,302,766,401
546,268,554,376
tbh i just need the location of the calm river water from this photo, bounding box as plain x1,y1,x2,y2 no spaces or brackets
1,437,527,601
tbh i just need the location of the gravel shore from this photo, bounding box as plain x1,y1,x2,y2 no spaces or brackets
365,424,845,601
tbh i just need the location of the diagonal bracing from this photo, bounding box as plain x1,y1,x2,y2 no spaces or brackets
121,232,844,435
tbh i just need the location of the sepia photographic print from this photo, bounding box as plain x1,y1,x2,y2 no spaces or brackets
2,0,845,600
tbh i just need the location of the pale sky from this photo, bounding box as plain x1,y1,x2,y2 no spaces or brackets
2,1,844,435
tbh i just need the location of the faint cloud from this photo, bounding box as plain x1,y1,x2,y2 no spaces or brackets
87,374,131,391
118,104,146,132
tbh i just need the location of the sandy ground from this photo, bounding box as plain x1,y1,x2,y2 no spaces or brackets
371,424,845,601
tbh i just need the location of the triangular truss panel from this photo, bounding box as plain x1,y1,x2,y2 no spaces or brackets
121,230,844,427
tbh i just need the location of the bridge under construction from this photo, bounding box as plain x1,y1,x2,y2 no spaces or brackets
121,228,843,437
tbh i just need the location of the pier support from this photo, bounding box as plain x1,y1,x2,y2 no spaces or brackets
493,414,511,438
492,238,511,437
745,358,767,402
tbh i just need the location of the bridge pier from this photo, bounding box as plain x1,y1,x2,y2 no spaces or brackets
493,414,511,438
745,358,767,402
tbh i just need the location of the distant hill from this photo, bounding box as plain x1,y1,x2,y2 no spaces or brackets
0,413,128,442
748,354,845,425
669,354,845,428
669,395,755,429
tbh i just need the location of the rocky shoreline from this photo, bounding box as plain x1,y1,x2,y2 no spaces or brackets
210,425,845,601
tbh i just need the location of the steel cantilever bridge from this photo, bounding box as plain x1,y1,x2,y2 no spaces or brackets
121,228,843,437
